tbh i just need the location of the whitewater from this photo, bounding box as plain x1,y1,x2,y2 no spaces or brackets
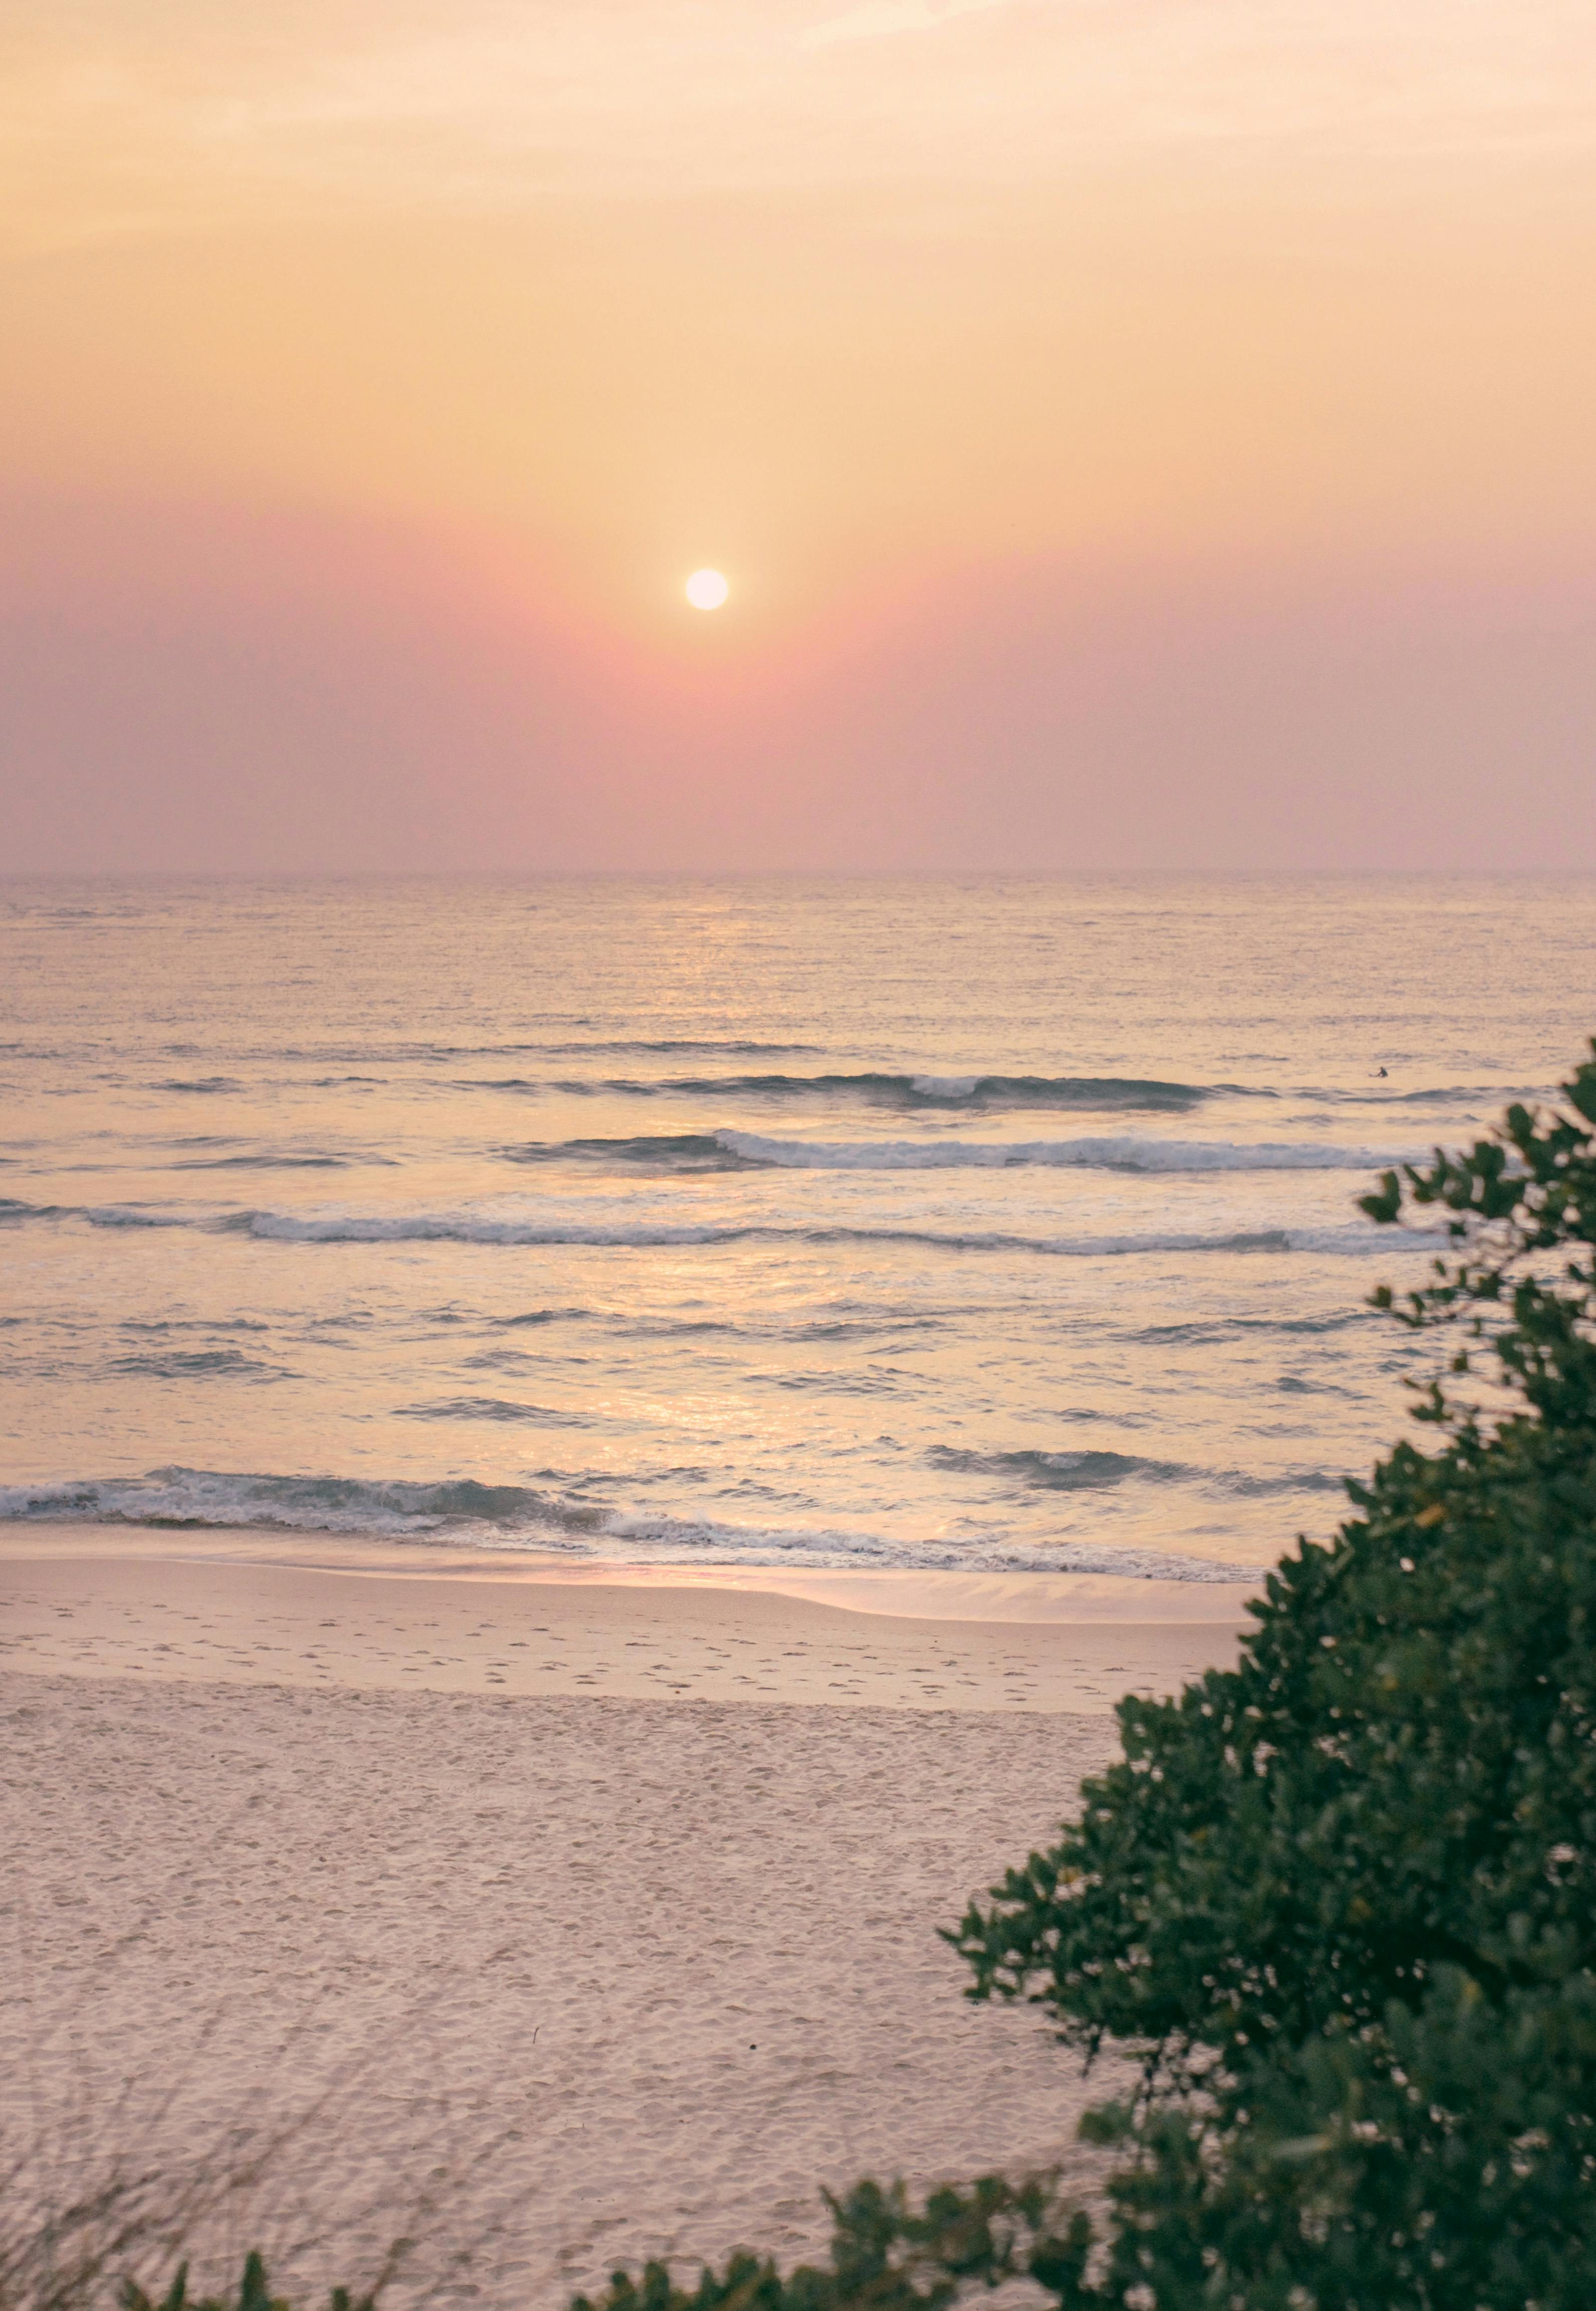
3,873,1592,1579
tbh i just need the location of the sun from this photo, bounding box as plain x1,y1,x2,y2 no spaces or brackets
685,568,730,610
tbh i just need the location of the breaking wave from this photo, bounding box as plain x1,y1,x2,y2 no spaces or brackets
0,1194,1409,1257
169,1152,367,1171
239,1209,1397,1258
545,1070,1229,1110
502,1133,762,1172
0,1465,1257,1579
109,1348,293,1382
928,1446,1343,1498
0,1198,191,1230
532,1129,1399,1173
397,1396,586,1425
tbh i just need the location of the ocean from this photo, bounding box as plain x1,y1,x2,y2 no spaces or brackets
3,874,1592,1583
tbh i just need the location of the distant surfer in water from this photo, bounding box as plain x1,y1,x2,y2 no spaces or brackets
1374,1066,1388,1078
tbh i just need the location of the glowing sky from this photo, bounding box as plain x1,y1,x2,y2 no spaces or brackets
4,2,1595,869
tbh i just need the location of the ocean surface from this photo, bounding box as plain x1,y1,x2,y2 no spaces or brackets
3,875,1593,1582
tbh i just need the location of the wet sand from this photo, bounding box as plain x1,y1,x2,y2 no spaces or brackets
0,1534,1248,1712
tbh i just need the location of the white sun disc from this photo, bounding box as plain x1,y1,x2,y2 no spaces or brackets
685,568,730,610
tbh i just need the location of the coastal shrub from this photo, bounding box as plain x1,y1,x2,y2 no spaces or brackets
120,2256,372,2311
569,2179,1091,2311
576,1050,1596,2310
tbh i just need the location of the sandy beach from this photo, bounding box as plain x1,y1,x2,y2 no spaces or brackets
0,1531,1247,1711
3,1536,1249,2306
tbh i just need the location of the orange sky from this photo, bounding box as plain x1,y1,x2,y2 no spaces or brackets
4,1,1595,869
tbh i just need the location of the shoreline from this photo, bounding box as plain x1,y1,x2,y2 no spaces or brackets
0,1518,1255,1621
0,1534,1250,1713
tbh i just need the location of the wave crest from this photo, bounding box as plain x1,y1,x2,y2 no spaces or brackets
557,1069,1222,1111
710,1130,1391,1173
497,1129,1397,1175
929,1446,1343,1498
0,1465,1257,1580
0,1195,1407,1257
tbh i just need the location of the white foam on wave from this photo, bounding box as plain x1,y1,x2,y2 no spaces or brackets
0,1466,1258,1580
588,1509,1253,1581
908,1073,981,1098
714,1129,1398,1173
247,1208,738,1247
240,1203,1407,1257
4,1192,1423,1258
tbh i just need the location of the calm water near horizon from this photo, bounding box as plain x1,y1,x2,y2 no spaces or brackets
4,874,1594,1582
